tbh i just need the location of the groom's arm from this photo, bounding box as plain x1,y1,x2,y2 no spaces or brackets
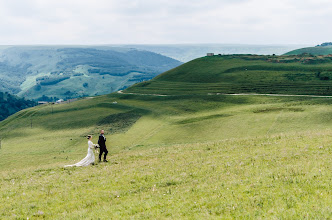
98,135,102,146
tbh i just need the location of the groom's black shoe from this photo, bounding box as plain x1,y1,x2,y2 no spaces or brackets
103,160,108,162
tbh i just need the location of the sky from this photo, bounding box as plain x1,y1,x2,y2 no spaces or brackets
0,0,331,45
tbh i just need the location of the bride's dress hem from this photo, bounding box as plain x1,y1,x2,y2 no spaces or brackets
64,140,95,167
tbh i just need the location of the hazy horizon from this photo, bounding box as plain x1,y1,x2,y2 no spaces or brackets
0,43,313,46
0,44,311,63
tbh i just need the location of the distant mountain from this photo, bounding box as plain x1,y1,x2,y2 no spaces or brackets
0,92,36,121
120,44,309,62
285,43,332,55
0,46,182,100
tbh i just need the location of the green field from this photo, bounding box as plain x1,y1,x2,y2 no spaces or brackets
1,93,331,219
0,54,332,219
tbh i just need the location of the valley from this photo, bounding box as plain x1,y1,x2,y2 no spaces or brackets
0,46,182,100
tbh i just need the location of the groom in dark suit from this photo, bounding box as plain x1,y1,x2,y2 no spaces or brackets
98,130,108,162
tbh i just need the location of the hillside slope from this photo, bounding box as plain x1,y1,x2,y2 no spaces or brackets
126,54,332,95
0,92,331,218
2,90,332,169
0,46,182,100
285,45,332,55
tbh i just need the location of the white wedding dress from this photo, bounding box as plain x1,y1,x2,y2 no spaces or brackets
65,140,95,167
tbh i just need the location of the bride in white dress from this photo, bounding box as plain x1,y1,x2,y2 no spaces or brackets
65,135,98,167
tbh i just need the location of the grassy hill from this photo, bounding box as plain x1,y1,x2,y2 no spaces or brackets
0,54,331,218
285,45,332,56
127,54,332,95
0,46,181,100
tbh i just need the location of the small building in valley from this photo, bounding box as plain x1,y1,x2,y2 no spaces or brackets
56,99,64,104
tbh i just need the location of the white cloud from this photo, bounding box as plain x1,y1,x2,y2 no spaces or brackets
0,0,331,45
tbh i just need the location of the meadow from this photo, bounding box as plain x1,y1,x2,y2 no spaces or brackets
0,92,331,219
1,131,330,219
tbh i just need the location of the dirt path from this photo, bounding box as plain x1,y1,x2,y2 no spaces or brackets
117,90,170,97
118,90,332,98
209,93,332,98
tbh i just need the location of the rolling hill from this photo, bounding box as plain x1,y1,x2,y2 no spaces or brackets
0,46,182,100
126,54,332,95
285,42,332,55
0,54,331,219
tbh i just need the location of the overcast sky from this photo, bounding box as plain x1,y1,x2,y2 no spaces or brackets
0,0,330,45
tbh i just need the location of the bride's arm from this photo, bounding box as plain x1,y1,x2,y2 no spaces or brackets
88,141,95,149
89,141,99,149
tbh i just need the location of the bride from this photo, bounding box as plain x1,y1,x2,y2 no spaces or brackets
65,135,98,167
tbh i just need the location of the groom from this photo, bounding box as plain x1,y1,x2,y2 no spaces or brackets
98,130,108,162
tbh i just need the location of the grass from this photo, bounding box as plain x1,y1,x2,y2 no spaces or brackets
2,93,332,169
1,54,332,218
0,93,332,218
126,54,332,95
0,131,331,219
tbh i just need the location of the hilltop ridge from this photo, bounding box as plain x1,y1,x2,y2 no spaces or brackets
285,43,332,55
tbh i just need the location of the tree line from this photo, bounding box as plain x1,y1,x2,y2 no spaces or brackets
0,92,36,121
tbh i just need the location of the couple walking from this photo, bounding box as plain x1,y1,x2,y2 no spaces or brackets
64,130,108,167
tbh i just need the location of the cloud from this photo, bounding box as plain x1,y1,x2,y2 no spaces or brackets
0,0,331,45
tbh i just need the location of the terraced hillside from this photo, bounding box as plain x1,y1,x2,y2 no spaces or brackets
126,54,332,95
